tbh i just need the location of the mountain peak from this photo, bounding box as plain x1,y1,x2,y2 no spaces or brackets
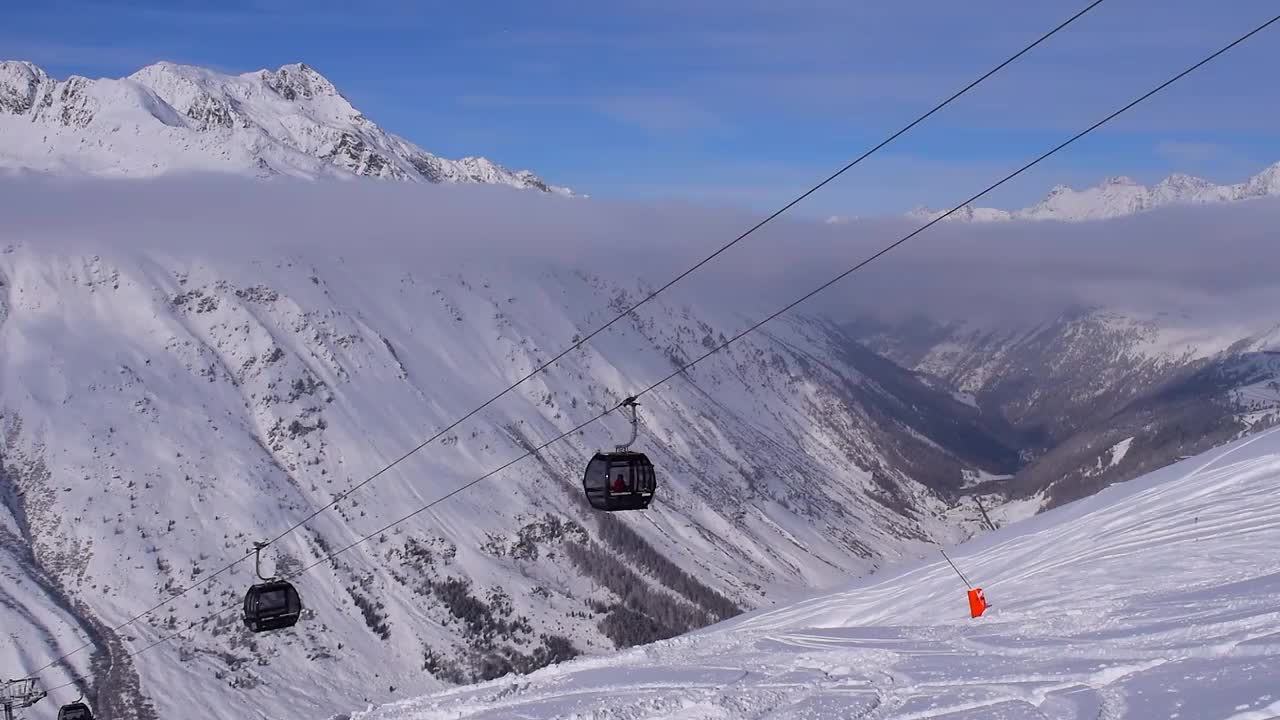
128,60,225,90
133,59,197,74
0,59,571,194
1243,162,1280,196
0,59,47,77
1156,172,1212,193
257,62,340,101
895,162,1280,224
0,60,51,114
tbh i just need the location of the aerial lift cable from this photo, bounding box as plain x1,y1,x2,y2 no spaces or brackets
25,0,1110,679
36,9,1280,689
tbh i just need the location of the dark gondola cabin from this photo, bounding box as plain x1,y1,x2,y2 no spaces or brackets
243,580,302,633
58,703,94,720
583,451,656,511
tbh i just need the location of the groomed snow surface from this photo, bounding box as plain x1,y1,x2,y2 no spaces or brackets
357,427,1280,719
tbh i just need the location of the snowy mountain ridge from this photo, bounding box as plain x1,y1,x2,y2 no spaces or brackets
907,162,1280,222
0,60,571,193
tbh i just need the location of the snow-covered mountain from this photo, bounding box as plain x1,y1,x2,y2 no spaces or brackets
0,60,570,193
0,239,1016,719
353,425,1280,719
3,89,1278,715
907,162,1280,223
854,307,1280,507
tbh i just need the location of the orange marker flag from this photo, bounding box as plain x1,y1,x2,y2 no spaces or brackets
968,587,988,618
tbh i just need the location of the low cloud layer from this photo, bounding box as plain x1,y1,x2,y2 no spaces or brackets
3,174,1278,329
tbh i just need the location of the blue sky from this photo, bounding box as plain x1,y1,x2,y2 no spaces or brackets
4,0,1279,217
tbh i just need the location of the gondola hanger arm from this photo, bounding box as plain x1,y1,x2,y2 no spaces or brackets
615,396,640,452
252,541,273,582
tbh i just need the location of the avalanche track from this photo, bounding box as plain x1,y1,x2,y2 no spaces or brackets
355,427,1280,719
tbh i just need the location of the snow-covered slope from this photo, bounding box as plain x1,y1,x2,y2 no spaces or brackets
0,60,569,193
355,426,1280,719
907,162,1280,222
0,238,1013,719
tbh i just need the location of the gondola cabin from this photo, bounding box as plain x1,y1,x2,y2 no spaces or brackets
583,451,656,511
243,580,303,633
58,703,94,720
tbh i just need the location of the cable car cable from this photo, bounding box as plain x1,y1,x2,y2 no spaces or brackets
34,11,1277,685
179,0,1111,573
22,0,1109,679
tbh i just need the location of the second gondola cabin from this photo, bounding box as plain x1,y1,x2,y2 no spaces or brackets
243,580,303,633
583,451,656,511
58,702,94,720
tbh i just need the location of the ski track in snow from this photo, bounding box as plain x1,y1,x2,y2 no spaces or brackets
356,428,1280,720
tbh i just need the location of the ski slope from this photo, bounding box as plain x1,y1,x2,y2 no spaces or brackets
356,427,1280,719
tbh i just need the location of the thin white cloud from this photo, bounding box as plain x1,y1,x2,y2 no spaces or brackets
1155,140,1225,164
595,96,722,133
457,94,721,134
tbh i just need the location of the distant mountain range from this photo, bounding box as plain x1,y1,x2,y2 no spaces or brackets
0,60,571,194
906,164,1280,222
7,57,1280,222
